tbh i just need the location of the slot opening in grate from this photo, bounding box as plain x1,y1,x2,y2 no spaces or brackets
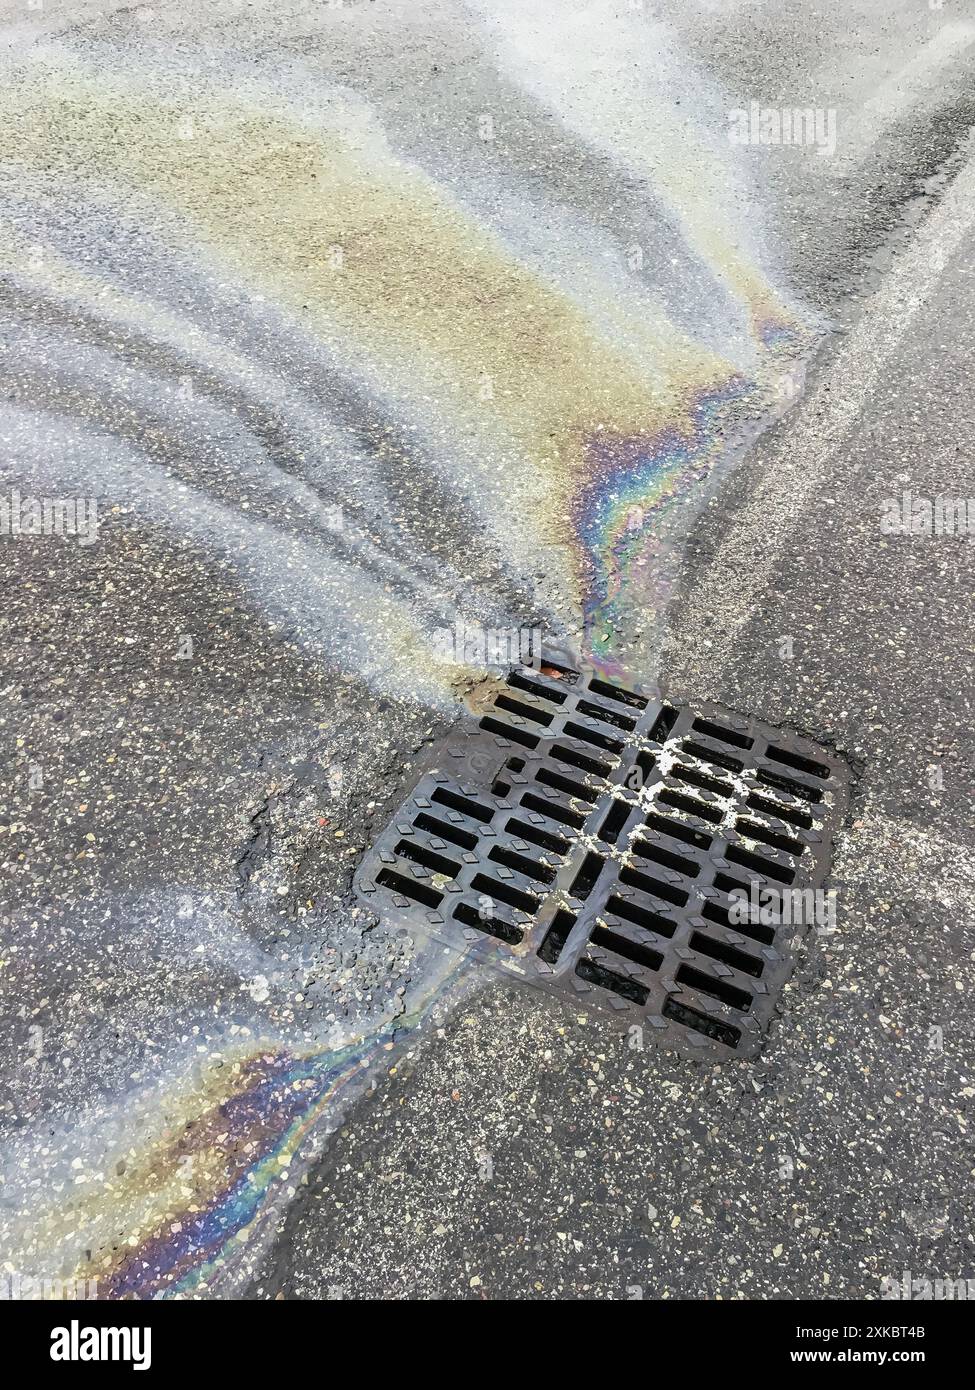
619,865,689,907
576,956,649,1005
520,791,586,829
663,996,742,1049
376,868,443,909
692,717,754,749
672,763,733,797
766,746,830,780
453,900,524,945
649,706,678,741
659,788,723,823
644,811,713,850
735,817,805,857
631,837,700,878
505,817,569,855
726,844,796,884
539,908,577,964
494,694,554,727
535,766,600,803
688,929,764,978
682,740,745,775
394,840,461,878
563,720,624,755
588,678,649,710
413,813,478,851
606,894,677,938
746,791,813,829
488,844,556,885
507,670,568,704
598,797,632,846
590,924,663,974
571,850,608,901
431,787,494,822
481,716,539,749
756,767,823,803
470,872,539,915
552,743,614,779
576,698,637,732
675,963,752,1013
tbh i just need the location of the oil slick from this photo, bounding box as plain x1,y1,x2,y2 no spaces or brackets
0,9,808,687
0,3,812,1297
2,891,477,1299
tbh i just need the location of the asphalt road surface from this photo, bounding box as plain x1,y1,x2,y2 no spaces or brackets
0,1,973,1300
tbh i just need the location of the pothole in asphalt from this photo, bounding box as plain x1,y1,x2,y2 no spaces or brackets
356,655,850,1061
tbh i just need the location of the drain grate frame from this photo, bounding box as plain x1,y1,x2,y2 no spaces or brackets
356,656,850,1061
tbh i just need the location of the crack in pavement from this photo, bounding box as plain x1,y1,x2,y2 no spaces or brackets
669,131,975,690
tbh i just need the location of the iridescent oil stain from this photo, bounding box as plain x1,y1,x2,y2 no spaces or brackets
0,58,806,652
2,945,475,1300
0,10,815,1297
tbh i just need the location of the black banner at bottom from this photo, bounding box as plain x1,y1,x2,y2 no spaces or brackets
0,1295,964,1374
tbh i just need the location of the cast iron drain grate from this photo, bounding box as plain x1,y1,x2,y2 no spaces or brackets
356,656,850,1060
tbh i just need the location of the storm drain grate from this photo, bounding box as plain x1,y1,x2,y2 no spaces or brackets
356,656,850,1060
